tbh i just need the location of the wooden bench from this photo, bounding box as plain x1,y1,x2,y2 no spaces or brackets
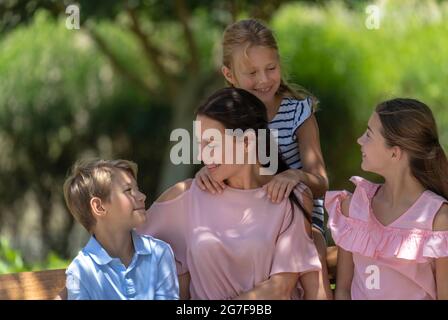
0,247,338,300
0,268,66,300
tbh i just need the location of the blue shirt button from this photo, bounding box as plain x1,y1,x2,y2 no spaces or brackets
125,278,136,296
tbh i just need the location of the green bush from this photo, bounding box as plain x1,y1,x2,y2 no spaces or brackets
0,10,172,264
273,0,448,190
0,237,69,273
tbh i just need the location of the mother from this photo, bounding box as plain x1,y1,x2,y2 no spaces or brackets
138,88,331,299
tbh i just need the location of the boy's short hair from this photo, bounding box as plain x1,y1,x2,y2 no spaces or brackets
63,159,138,233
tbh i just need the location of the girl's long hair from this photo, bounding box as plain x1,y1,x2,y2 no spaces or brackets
376,98,448,199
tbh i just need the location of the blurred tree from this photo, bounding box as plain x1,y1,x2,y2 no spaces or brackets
0,10,177,259
0,0,302,261
1,0,302,194
2,0,447,263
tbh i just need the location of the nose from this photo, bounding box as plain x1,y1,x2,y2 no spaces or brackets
357,134,364,146
258,71,268,84
136,190,146,203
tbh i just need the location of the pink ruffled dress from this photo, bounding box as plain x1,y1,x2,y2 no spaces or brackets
325,176,448,300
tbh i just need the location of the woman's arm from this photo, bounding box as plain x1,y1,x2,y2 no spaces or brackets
233,273,299,300
433,204,448,300
334,195,354,300
142,179,193,300
295,115,329,198
233,270,330,300
300,270,329,300
54,287,67,300
178,272,191,300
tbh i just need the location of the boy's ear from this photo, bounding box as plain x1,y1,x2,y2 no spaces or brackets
221,65,236,86
90,197,106,218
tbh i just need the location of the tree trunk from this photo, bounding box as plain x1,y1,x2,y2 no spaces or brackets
157,71,222,194
36,189,53,260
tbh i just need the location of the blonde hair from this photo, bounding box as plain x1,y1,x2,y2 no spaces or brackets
63,159,138,232
222,19,318,110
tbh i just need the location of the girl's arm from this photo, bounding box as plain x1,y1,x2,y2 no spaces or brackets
178,272,191,300
433,204,448,300
295,114,329,198
299,191,332,299
334,247,353,300
233,273,299,300
334,195,354,300
263,115,328,203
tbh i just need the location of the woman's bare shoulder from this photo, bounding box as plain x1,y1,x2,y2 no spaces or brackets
156,179,193,203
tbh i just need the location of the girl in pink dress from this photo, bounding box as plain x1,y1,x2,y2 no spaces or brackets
326,98,448,299
138,87,331,300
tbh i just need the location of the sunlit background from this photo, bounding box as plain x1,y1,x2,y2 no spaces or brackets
1,0,447,273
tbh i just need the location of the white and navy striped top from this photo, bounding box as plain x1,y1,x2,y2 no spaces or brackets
268,97,325,234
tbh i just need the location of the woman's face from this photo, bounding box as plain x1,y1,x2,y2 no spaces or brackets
195,115,256,183
357,112,395,174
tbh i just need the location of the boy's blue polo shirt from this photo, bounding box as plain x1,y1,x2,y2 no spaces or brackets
66,231,179,300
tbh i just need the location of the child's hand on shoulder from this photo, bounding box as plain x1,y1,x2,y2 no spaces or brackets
195,166,226,194
263,169,300,203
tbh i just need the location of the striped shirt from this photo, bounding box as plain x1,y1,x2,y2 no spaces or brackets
268,97,325,234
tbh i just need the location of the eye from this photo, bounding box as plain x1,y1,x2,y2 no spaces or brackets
268,66,276,71
124,188,132,193
366,131,370,138
249,71,256,76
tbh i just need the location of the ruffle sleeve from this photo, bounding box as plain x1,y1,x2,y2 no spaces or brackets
325,183,448,263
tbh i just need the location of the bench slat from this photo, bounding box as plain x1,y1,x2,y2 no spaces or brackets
0,268,66,300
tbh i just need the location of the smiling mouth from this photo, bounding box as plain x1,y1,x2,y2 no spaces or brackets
134,207,146,211
255,86,271,93
207,164,220,170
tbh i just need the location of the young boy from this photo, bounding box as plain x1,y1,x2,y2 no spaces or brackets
63,159,179,300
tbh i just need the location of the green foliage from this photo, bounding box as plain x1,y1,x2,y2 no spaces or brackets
272,0,448,189
0,238,69,274
0,10,172,260
0,238,25,273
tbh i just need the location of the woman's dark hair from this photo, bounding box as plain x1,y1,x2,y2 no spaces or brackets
376,98,448,199
196,87,312,225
